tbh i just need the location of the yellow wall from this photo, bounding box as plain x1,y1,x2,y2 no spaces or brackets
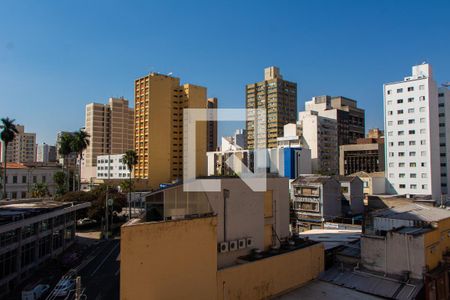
424,218,450,271
121,217,218,300
216,242,324,300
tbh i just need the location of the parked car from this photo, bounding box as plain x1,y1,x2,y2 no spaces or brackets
53,279,75,297
22,284,50,300
77,218,97,226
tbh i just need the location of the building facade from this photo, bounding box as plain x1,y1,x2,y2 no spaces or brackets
0,125,36,163
0,199,90,297
246,67,297,149
82,97,134,182
438,86,450,195
298,111,338,175
339,136,385,175
96,154,131,180
384,63,441,200
36,143,57,163
134,73,208,189
1,162,61,199
207,97,218,151
221,129,247,151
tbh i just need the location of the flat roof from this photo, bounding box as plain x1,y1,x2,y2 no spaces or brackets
298,228,361,250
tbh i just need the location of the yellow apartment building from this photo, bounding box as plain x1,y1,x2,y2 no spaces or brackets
134,73,209,189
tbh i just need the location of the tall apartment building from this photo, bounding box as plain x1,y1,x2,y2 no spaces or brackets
384,63,441,200
36,143,57,163
0,125,36,163
207,97,218,151
298,111,338,174
82,97,134,181
438,85,450,194
134,73,208,189
246,67,297,149
305,95,365,146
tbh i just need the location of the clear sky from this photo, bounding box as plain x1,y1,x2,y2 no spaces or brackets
1,0,449,144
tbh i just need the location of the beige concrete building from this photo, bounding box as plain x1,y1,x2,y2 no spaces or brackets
207,97,218,151
121,177,324,299
246,67,297,149
0,125,36,163
339,137,385,176
352,171,386,196
134,73,208,189
82,97,134,182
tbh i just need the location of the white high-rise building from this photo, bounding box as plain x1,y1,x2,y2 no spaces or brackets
384,63,441,200
438,86,450,194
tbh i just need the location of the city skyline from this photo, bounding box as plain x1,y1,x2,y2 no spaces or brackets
1,0,450,145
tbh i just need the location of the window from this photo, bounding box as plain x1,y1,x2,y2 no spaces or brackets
388,121,393,126
439,103,445,108
399,184,406,189
389,162,394,167
409,130,415,135
389,142,394,146
408,87,414,92
422,184,428,189
33,176,37,184
408,97,414,103
410,162,416,167
421,162,427,167
399,152,405,157
397,88,403,93
409,151,416,156
398,131,404,136
398,120,404,125
408,119,415,124
419,107,425,112
410,184,417,189
420,117,426,123
419,96,425,101
408,108,415,113
421,173,427,178
420,129,426,134
409,141,416,146
388,131,393,136
419,85,425,90
22,176,26,184
397,99,403,104
12,176,17,184
421,151,427,156
387,90,392,95
42,176,46,183
420,140,426,145
410,173,416,178
399,163,405,167
389,152,394,157
440,123,445,127
389,173,394,178
397,109,404,114
388,111,393,115
398,141,405,146
387,100,393,105
399,173,405,178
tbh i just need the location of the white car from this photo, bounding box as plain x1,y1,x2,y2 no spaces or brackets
53,279,75,297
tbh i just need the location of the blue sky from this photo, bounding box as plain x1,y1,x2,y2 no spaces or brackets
1,0,449,144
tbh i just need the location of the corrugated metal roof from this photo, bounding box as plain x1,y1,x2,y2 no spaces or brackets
292,175,334,185
371,203,450,222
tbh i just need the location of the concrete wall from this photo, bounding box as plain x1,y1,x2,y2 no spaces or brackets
321,180,342,218
120,217,218,300
361,232,425,279
216,242,324,300
349,179,364,214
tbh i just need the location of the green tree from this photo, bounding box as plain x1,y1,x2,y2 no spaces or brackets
71,130,90,192
0,118,19,199
58,133,75,192
31,183,50,198
122,150,138,219
53,171,67,196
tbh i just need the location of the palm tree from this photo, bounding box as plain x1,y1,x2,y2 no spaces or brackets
122,150,138,219
58,133,74,192
71,129,90,192
0,118,19,199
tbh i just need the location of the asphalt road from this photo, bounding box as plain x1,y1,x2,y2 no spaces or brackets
78,239,120,300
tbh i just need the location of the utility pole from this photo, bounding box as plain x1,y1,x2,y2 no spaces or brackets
105,153,110,240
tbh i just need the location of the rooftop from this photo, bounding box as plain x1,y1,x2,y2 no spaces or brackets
371,203,450,223
292,175,334,185
352,171,385,178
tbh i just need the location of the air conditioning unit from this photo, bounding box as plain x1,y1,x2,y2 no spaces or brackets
246,237,254,248
218,242,229,253
238,239,246,249
229,240,238,251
